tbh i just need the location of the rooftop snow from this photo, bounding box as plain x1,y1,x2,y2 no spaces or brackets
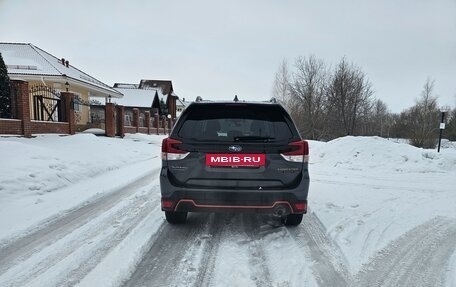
0,43,121,97
113,87,165,108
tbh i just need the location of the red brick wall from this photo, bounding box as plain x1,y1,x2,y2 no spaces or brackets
0,81,79,137
132,108,139,133
138,127,148,134
145,111,151,134
3,85,176,137
116,105,125,137
61,92,75,135
105,103,115,137
124,126,137,134
0,119,22,134
31,121,69,134
0,80,30,136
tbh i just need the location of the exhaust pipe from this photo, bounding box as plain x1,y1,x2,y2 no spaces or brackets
272,205,288,218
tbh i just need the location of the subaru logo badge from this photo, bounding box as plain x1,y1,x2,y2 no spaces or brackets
228,145,242,152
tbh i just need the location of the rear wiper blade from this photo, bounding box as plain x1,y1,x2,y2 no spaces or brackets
234,136,276,142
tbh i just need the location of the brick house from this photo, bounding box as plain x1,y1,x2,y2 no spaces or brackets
0,43,122,131
176,97,191,118
138,79,178,119
108,80,179,125
111,83,157,128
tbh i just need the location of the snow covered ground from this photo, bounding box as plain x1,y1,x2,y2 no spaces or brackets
310,137,456,269
0,133,455,286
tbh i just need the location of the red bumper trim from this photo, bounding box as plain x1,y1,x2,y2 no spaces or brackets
174,199,298,212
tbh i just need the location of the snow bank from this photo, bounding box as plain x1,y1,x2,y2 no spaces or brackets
310,136,456,173
0,133,165,241
307,136,456,273
0,133,163,197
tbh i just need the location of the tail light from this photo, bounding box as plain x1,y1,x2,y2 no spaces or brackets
161,199,175,210
280,140,309,163
294,201,308,213
161,138,189,161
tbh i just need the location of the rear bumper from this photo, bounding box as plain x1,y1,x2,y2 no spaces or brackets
160,168,310,215
162,198,307,215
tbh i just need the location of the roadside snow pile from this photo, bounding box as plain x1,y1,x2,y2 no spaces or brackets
307,136,456,273
0,133,162,197
0,133,165,241
309,136,456,173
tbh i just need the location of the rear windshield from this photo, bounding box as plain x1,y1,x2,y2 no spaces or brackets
175,104,297,142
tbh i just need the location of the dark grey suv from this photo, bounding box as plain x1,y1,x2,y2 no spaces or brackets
160,100,310,225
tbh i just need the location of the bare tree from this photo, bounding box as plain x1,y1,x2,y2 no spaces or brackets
271,55,386,140
369,99,391,136
272,59,291,106
271,58,303,133
406,78,440,148
327,57,373,137
446,107,456,141
289,55,329,140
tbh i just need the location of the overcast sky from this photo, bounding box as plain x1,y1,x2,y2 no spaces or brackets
1,0,455,112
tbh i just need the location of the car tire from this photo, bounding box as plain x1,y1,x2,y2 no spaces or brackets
165,211,188,224
283,213,303,226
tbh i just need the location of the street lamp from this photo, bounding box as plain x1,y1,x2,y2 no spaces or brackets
437,107,450,152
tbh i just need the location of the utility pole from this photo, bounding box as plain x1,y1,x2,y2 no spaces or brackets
437,108,449,152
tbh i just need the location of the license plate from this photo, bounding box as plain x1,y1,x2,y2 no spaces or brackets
206,154,266,167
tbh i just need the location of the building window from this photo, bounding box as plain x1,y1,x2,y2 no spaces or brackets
125,114,132,126
74,95,82,112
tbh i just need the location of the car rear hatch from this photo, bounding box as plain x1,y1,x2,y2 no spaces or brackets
162,103,308,190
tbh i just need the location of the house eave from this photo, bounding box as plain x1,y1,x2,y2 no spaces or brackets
7,73,123,98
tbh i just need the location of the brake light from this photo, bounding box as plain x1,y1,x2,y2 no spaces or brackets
161,199,175,209
161,138,189,161
280,140,309,163
294,201,308,213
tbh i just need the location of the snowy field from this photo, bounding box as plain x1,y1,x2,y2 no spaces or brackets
0,133,455,286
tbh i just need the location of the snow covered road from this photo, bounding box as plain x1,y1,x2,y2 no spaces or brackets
1,134,455,286
356,217,456,287
124,211,456,287
0,171,161,286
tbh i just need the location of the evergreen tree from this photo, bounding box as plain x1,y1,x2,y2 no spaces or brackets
0,52,12,118
159,98,168,116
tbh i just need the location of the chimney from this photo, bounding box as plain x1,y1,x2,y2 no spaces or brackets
65,60,69,68
61,58,65,65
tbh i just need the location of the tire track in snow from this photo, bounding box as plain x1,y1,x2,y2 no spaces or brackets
287,212,352,287
122,213,215,287
286,213,456,287
240,214,274,287
55,196,161,287
192,214,230,287
0,180,160,287
120,211,456,287
0,169,158,275
355,217,456,287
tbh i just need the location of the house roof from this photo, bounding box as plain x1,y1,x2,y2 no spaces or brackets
113,86,166,108
176,97,191,107
113,83,139,89
139,80,174,95
0,42,122,98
